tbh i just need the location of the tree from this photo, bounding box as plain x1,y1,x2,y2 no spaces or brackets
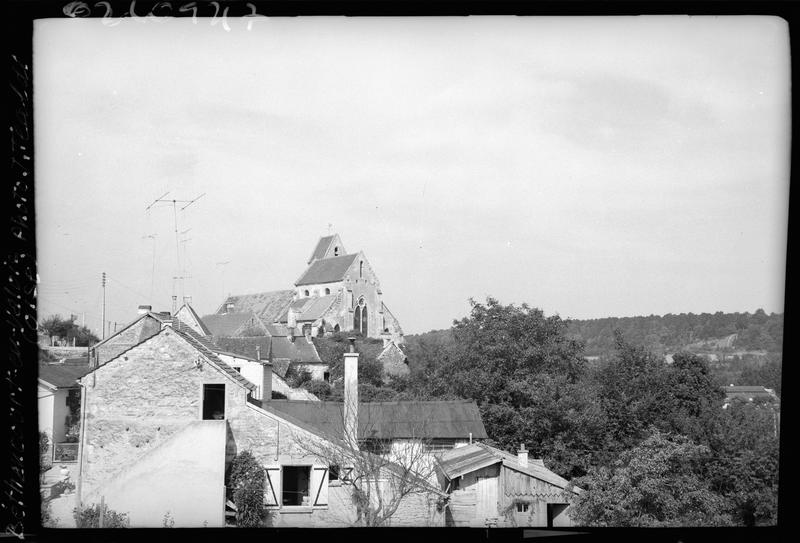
570,430,731,527
40,314,99,346
290,404,442,527
227,451,266,527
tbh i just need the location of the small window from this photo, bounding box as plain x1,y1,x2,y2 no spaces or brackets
304,290,310,297
329,465,340,482
451,477,460,491
233,367,241,373
359,261,363,278
334,246,339,256
202,384,225,420
282,466,311,506
323,371,330,382
516,503,529,513
325,288,330,295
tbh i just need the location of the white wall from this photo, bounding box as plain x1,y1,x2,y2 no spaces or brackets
38,385,55,444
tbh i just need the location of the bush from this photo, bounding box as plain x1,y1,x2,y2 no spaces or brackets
302,379,331,398
271,391,287,400
74,503,130,528
227,451,266,527
51,480,75,499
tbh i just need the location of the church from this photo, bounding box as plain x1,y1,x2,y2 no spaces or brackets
211,234,404,343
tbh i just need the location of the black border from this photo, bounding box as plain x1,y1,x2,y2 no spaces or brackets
5,1,795,542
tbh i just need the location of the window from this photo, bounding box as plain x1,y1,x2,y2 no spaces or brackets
232,367,241,373
334,246,339,256
304,290,310,297
359,261,363,278
329,465,340,482
202,384,225,420
451,477,460,491
516,503,529,513
324,288,330,295
282,466,311,506
323,371,330,382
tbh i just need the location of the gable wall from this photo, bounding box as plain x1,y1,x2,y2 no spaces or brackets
93,316,161,366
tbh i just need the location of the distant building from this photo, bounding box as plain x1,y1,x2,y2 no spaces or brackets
213,234,404,344
38,358,91,462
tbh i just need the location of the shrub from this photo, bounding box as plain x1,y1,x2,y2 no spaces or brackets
302,379,331,398
271,391,287,400
50,480,75,499
74,503,130,528
227,451,266,527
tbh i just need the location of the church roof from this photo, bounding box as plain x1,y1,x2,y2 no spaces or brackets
218,290,295,323
295,254,359,286
287,294,339,322
308,235,336,264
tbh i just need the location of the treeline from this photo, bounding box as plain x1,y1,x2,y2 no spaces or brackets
568,309,784,356
394,298,779,526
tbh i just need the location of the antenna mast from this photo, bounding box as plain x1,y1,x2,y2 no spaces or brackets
145,192,205,312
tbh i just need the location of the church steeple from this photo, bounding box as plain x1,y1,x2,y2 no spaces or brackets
307,233,346,264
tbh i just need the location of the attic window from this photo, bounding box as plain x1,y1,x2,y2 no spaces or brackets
333,246,339,256
202,384,225,420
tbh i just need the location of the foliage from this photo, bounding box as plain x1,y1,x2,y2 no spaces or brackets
40,432,51,476
271,391,287,400
568,310,783,357
302,379,332,399
313,333,386,387
571,430,732,526
40,314,99,346
286,367,312,388
74,503,130,528
227,451,266,527
162,511,175,528
50,479,75,499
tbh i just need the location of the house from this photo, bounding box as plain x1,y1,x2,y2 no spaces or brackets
721,385,780,408
75,329,468,527
435,442,581,527
214,234,404,343
38,358,92,462
89,304,315,400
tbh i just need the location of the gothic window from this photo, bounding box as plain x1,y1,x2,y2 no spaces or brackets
353,306,361,333
360,261,363,279
353,297,368,336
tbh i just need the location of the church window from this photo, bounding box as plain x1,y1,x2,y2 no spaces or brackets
360,261,363,278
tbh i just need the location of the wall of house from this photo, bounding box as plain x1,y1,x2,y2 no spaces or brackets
96,420,227,527
38,385,55,449
446,464,501,526
93,316,160,366
296,281,342,299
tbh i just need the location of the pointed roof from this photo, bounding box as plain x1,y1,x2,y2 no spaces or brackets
295,253,359,286
202,312,265,338
307,234,346,264
175,304,212,336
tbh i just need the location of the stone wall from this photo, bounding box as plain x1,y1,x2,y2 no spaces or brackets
93,316,160,366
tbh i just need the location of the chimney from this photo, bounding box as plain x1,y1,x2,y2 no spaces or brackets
343,337,359,449
256,345,261,361
137,305,152,315
260,361,273,406
183,296,192,305
517,444,528,468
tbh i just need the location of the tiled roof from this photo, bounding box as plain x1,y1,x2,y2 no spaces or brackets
39,362,93,388
265,324,303,337
295,254,359,286
218,290,295,323
176,304,212,336
202,312,262,338
172,325,257,392
266,400,488,440
213,336,272,361
308,235,336,264
296,295,338,322
270,336,322,363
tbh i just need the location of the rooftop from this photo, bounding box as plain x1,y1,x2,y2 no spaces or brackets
295,254,359,287
39,362,93,389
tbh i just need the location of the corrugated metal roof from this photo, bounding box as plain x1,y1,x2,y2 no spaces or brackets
267,400,488,440
436,444,500,479
39,362,93,388
295,254,358,286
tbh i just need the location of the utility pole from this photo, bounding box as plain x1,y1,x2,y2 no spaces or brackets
216,260,230,303
101,272,106,339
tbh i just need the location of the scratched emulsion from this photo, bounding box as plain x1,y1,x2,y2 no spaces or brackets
7,51,36,536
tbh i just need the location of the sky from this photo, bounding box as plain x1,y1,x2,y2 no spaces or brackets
34,16,790,336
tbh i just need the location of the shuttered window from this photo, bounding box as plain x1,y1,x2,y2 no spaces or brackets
311,466,329,506
264,466,281,506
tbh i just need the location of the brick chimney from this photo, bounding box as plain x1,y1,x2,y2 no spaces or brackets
260,361,273,406
137,305,152,315
517,444,528,467
344,337,359,449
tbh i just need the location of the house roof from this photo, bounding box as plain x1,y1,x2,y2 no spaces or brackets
266,399,488,440
39,362,93,389
90,311,170,350
202,312,262,338
175,304,212,336
218,290,295,323
265,324,303,337
170,325,258,392
722,385,778,402
436,442,576,492
270,336,322,363
213,336,272,361
295,254,359,286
